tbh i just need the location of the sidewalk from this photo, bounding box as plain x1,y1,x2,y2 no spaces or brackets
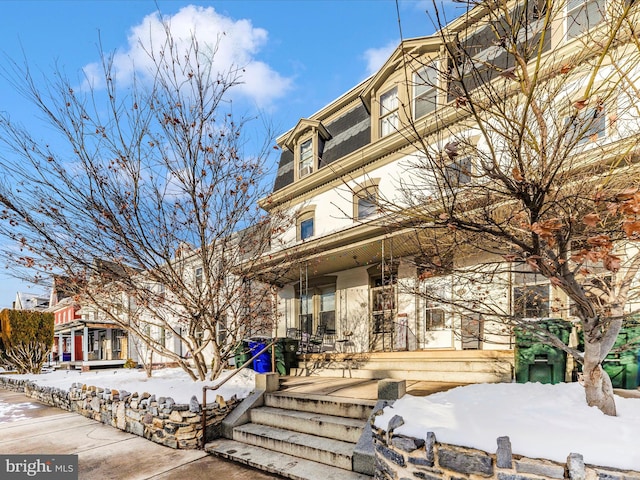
0,389,281,480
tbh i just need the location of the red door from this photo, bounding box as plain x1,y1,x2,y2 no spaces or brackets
74,335,84,361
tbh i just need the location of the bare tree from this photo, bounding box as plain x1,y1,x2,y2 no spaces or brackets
0,22,289,380
379,0,640,414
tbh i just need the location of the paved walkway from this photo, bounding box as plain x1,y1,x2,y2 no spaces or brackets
0,389,282,480
0,376,468,479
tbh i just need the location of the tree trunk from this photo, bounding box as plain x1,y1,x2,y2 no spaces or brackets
209,353,224,381
583,341,617,416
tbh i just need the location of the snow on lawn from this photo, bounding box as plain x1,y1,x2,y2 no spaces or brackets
375,382,640,471
3,367,639,470
1,367,257,405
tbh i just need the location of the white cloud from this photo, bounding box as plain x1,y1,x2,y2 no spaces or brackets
363,40,398,77
82,5,291,108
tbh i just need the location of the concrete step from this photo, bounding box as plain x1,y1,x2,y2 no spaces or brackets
232,422,356,470
250,406,366,443
264,392,375,420
290,366,506,383
206,439,372,480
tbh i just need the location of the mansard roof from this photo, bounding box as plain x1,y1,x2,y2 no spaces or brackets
272,102,370,192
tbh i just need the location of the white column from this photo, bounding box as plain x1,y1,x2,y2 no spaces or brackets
58,335,64,362
83,327,89,362
70,328,76,361
107,329,113,360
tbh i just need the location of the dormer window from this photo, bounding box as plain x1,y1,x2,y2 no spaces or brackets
299,138,313,178
282,119,331,181
380,87,399,137
413,63,438,120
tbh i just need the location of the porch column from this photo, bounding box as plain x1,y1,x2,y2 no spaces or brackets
107,329,113,360
70,328,76,361
58,335,63,362
82,327,89,362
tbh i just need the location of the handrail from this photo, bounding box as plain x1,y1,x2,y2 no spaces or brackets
200,339,277,448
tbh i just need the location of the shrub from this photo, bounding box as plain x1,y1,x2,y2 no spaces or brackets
0,309,54,374
123,358,137,369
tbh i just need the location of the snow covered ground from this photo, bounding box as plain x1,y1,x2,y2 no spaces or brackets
1,367,638,470
375,382,640,471
1,367,257,405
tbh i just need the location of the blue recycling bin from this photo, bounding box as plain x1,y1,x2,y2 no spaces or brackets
248,340,271,373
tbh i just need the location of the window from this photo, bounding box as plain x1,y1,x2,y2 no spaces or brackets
319,286,336,333
357,192,377,219
299,138,313,178
299,291,313,334
514,284,550,318
414,64,438,120
128,295,137,311
444,156,472,187
299,217,314,241
297,208,316,241
380,87,399,137
567,0,603,39
216,319,227,344
566,104,606,145
195,267,203,289
426,308,446,330
353,180,380,221
513,268,550,318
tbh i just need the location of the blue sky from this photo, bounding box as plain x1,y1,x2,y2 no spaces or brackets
0,0,459,308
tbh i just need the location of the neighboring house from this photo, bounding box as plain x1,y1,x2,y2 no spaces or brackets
49,274,128,368
13,292,49,311
250,0,639,381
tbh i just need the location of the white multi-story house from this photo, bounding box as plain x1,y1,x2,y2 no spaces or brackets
250,0,640,384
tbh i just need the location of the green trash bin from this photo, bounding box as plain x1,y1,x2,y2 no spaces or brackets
515,319,572,385
274,338,299,375
603,320,640,389
283,338,299,373
234,340,252,369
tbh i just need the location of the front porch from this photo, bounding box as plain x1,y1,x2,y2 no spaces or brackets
52,322,128,368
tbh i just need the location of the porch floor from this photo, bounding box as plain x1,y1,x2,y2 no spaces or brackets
279,375,465,401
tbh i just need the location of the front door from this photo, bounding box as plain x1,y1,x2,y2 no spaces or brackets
370,285,396,351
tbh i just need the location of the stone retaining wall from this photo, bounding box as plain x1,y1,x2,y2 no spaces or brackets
0,376,239,449
373,411,640,480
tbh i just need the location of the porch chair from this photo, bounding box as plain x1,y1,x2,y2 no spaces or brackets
286,327,301,339
305,323,327,353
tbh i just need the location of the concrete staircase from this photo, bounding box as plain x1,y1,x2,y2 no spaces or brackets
205,378,377,479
